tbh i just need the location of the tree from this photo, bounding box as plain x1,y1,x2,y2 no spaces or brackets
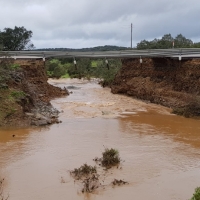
0,26,34,50
193,42,200,48
137,40,151,49
137,33,194,49
158,34,174,48
174,34,193,48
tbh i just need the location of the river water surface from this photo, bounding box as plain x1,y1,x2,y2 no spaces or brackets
0,79,200,200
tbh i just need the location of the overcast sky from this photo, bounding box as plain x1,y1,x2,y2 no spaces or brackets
1,0,200,49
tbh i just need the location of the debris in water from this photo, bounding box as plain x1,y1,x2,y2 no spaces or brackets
112,179,128,186
69,148,127,194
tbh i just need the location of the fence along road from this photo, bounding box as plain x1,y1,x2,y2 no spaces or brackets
1,48,200,60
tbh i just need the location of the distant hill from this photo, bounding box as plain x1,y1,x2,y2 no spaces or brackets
36,45,129,52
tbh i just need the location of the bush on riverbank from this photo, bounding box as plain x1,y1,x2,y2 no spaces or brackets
92,59,122,87
0,58,13,88
46,59,68,78
190,187,200,200
172,96,200,118
0,58,26,126
45,58,122,86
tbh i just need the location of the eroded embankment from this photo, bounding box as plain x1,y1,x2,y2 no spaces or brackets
111,58,200,117
0,59,68,127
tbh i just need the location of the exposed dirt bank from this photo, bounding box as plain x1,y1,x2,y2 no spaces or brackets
0,59,68,127
111,58,200,117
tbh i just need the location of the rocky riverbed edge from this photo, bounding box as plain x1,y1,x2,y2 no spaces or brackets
0,59,69,128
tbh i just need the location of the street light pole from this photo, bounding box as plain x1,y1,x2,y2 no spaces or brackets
131,23,133,49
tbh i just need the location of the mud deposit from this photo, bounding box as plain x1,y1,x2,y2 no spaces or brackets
0,79,200,200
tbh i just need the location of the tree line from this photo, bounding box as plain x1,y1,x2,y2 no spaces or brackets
1,26,200,51
136,33,200,49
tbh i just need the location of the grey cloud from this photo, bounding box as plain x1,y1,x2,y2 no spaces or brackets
1,0,200,48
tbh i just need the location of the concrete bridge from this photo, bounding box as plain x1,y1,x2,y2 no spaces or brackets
1,48,200,61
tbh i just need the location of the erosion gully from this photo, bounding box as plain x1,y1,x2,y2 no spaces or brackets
0,79,200,200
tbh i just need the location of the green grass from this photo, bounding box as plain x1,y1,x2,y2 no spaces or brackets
10,63,20,69
10,90,26,99
0,89,20,123
61,73,70,78
91,60,103,67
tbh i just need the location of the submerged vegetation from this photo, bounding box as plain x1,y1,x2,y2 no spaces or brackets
70,164,97,179
69,148,126,193
70,164,100,193
101,148,121,168
0,179,8,200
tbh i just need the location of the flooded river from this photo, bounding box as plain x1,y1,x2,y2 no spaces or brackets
0,79,200,200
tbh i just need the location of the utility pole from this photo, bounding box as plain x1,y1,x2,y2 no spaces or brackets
131,23,133,49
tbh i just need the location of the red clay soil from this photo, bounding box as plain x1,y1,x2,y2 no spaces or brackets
111,58,200,117
0,59,68,127
14,59,68,103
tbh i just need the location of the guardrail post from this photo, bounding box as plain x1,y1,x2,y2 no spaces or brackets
140,56,143,65
74,58,77,70
105,58,109,70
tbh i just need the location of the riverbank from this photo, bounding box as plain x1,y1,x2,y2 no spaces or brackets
1,57,199,127
1,78,199,200
111,58,200,118
0,59,68,127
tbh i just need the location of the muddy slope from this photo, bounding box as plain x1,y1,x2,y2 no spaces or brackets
14,60,68,103
111,58,200,116
0,59,68,127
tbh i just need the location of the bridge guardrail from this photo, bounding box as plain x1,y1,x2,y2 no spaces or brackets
1,48,200,59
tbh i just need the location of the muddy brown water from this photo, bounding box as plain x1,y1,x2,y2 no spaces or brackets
0,79,200,200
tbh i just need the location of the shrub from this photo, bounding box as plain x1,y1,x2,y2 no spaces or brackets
70,164,96,179
190,187,200,200
93,59,122,87
46,59,67,78
101,148,120,167
172,96,200,118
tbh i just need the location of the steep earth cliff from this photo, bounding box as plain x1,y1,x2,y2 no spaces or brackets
111,58,200,117
0,59,68,127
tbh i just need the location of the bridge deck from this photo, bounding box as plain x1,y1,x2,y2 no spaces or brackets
1,48,200,59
